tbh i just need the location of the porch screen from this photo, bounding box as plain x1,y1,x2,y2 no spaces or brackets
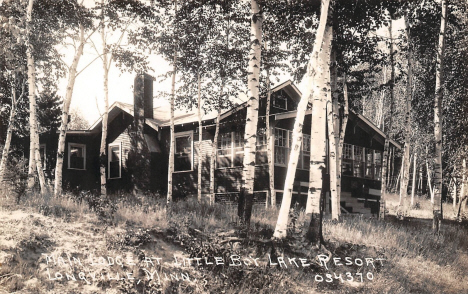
274,128,310,170
342,143,383,180
175,133,192,171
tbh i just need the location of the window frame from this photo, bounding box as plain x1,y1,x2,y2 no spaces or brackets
273,93,288,110
68,143,86,170
217,130,244,169
174,130,194,173
108,142,122,179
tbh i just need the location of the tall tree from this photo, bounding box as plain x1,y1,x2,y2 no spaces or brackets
167,0,178,211
433,0,447,233
380,16,396,219
240,0,262,226
273,0,331,239
399,13,415,210
25,0,50,195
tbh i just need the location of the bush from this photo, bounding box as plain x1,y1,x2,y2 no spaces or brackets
2,156,28,202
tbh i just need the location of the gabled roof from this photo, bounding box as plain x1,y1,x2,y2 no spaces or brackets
86,80,399,149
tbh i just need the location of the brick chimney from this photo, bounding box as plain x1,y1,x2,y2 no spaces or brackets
134,73,154,129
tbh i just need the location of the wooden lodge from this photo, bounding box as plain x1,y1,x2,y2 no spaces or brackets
38,74,401,215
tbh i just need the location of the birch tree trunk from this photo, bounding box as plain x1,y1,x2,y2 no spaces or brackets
240,0,262,225
273,0,331,239
54,24,86,197
457,159,466,220
426,156,434,202
452,176,457,209
0,79,24,184
330,50,340,220
25,0,47,195
433,0,447,233
399,15,414,210
380,18,395,218
100,22,110,198
327,82,338,220
336,74,349,218
0,101,16,185
197,72,203,203
265,71,275,208
167,0,178,211
305,24,333,239
210,88,223,206
411,153,417,207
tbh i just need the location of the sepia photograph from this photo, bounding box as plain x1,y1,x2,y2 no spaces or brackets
0,0,467,293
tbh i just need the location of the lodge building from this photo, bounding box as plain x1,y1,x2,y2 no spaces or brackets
38,75,401,215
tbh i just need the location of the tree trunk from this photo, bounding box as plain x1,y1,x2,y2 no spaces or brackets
240,0,262,226
433,0,447,234
411,153,417,207
457,159,466,220
327,81,338,220
0,79,21,184
452,177,457,209
306,24,332,239
99,23,109,198
273,0,331,239
380,18,396,218
167,0,178,211
426,156,434,202
197,72,203,203
336,74,349,218
399,15,414,210
210,87,223,206
54,24,86,197
265,70,275,208
25,0,47,195
330,50,340,220
376,66,386,129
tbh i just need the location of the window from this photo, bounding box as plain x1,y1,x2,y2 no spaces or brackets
217,132,232,168
108,143,121,179
68,143,86,170
217,130,244,168
274,128,288,165
174,131,193,172
353,146,364,177
273,92,288,110
39,144,46,169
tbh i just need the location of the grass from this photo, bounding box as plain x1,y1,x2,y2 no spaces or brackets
0,189,467,293
385,192,464,220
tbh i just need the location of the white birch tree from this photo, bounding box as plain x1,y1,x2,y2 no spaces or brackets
273,0,331,239
433,0,447,233
240,0,262,225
